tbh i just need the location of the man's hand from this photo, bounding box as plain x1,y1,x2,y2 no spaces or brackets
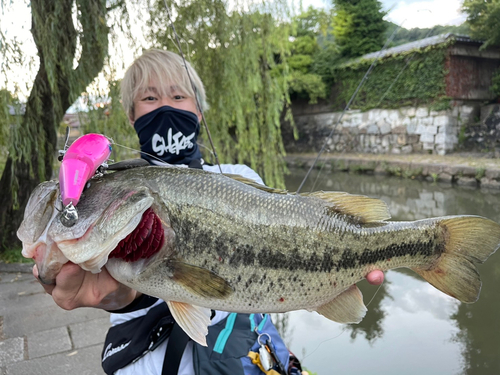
366,270,384,285
33,262,139,311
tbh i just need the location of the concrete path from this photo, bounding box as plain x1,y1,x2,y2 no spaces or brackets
0,262,110,375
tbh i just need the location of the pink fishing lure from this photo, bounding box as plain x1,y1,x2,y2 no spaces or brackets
59,133,112,207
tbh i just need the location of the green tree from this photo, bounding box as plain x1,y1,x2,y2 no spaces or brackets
332,0,387,58
463,0,500,48
0,89,18,159
288,7,329,103
0,0,110,249
147,0,292,188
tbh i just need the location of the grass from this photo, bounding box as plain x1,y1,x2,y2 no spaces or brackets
0,247,33,264
475,167,486,180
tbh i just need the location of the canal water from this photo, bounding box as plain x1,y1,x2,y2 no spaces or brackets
276,168,500,375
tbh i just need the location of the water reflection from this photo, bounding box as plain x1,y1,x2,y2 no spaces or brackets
341,278,389,344
274,168,500,375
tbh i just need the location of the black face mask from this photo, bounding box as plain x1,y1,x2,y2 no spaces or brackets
134,106,202,166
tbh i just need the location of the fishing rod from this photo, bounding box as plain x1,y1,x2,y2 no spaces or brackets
162,0,223,174
295,22,403,194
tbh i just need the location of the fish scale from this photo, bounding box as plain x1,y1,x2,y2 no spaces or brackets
17,165,500,346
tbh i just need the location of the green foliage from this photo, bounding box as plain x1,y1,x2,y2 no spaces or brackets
288,71,327,103
463,0,500,48
287,7,329,104
491,68,500,98
382,164,422,179
0,89,23,176
429,97,452,111
148,0,293,188
330,44,449,111
475,167,486,180
311,40,340,87
0,90,15,152
458,124,467,145
332,0,387,58
0,247,32,264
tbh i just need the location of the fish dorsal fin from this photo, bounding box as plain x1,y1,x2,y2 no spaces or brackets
304,191,390,223
224,174,288,194
107,159,149,171
315,285,367,324
166,301,211,346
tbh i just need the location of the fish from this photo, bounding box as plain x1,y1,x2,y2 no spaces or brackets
17,165,500,346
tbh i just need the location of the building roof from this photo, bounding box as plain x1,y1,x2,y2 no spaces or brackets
359,33,482,61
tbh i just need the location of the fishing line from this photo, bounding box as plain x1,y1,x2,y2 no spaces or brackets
111,141,180,166
300,281,384,363
296,22,404,194
301,325,348,361
197,142,217,164
365,281,384,308
161,0,223,174
310,163,325,192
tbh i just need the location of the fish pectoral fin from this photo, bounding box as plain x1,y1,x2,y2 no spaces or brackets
166,301,211,346
316,285,367,324
169,261,234,299
303,192,391,223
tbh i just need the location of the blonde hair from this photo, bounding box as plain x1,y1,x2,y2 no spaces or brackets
121,49,207,120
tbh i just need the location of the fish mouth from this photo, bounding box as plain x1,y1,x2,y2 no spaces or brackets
25,241,69,285
109,207,165,262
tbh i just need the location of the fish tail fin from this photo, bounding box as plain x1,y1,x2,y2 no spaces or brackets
413,216,500,303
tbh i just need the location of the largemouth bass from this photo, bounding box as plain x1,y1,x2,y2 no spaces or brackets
17,166,500,346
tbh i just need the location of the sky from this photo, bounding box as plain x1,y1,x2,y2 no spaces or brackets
1,0,468,100
380,0,467,28
306,0,467,29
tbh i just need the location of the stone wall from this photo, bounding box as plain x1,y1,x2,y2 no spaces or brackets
283,101,481,155
462,104,500,153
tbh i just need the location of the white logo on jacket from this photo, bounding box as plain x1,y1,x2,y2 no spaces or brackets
102,341,131,362
152,128,195,156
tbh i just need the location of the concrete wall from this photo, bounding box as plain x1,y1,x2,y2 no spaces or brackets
283,102,480,155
